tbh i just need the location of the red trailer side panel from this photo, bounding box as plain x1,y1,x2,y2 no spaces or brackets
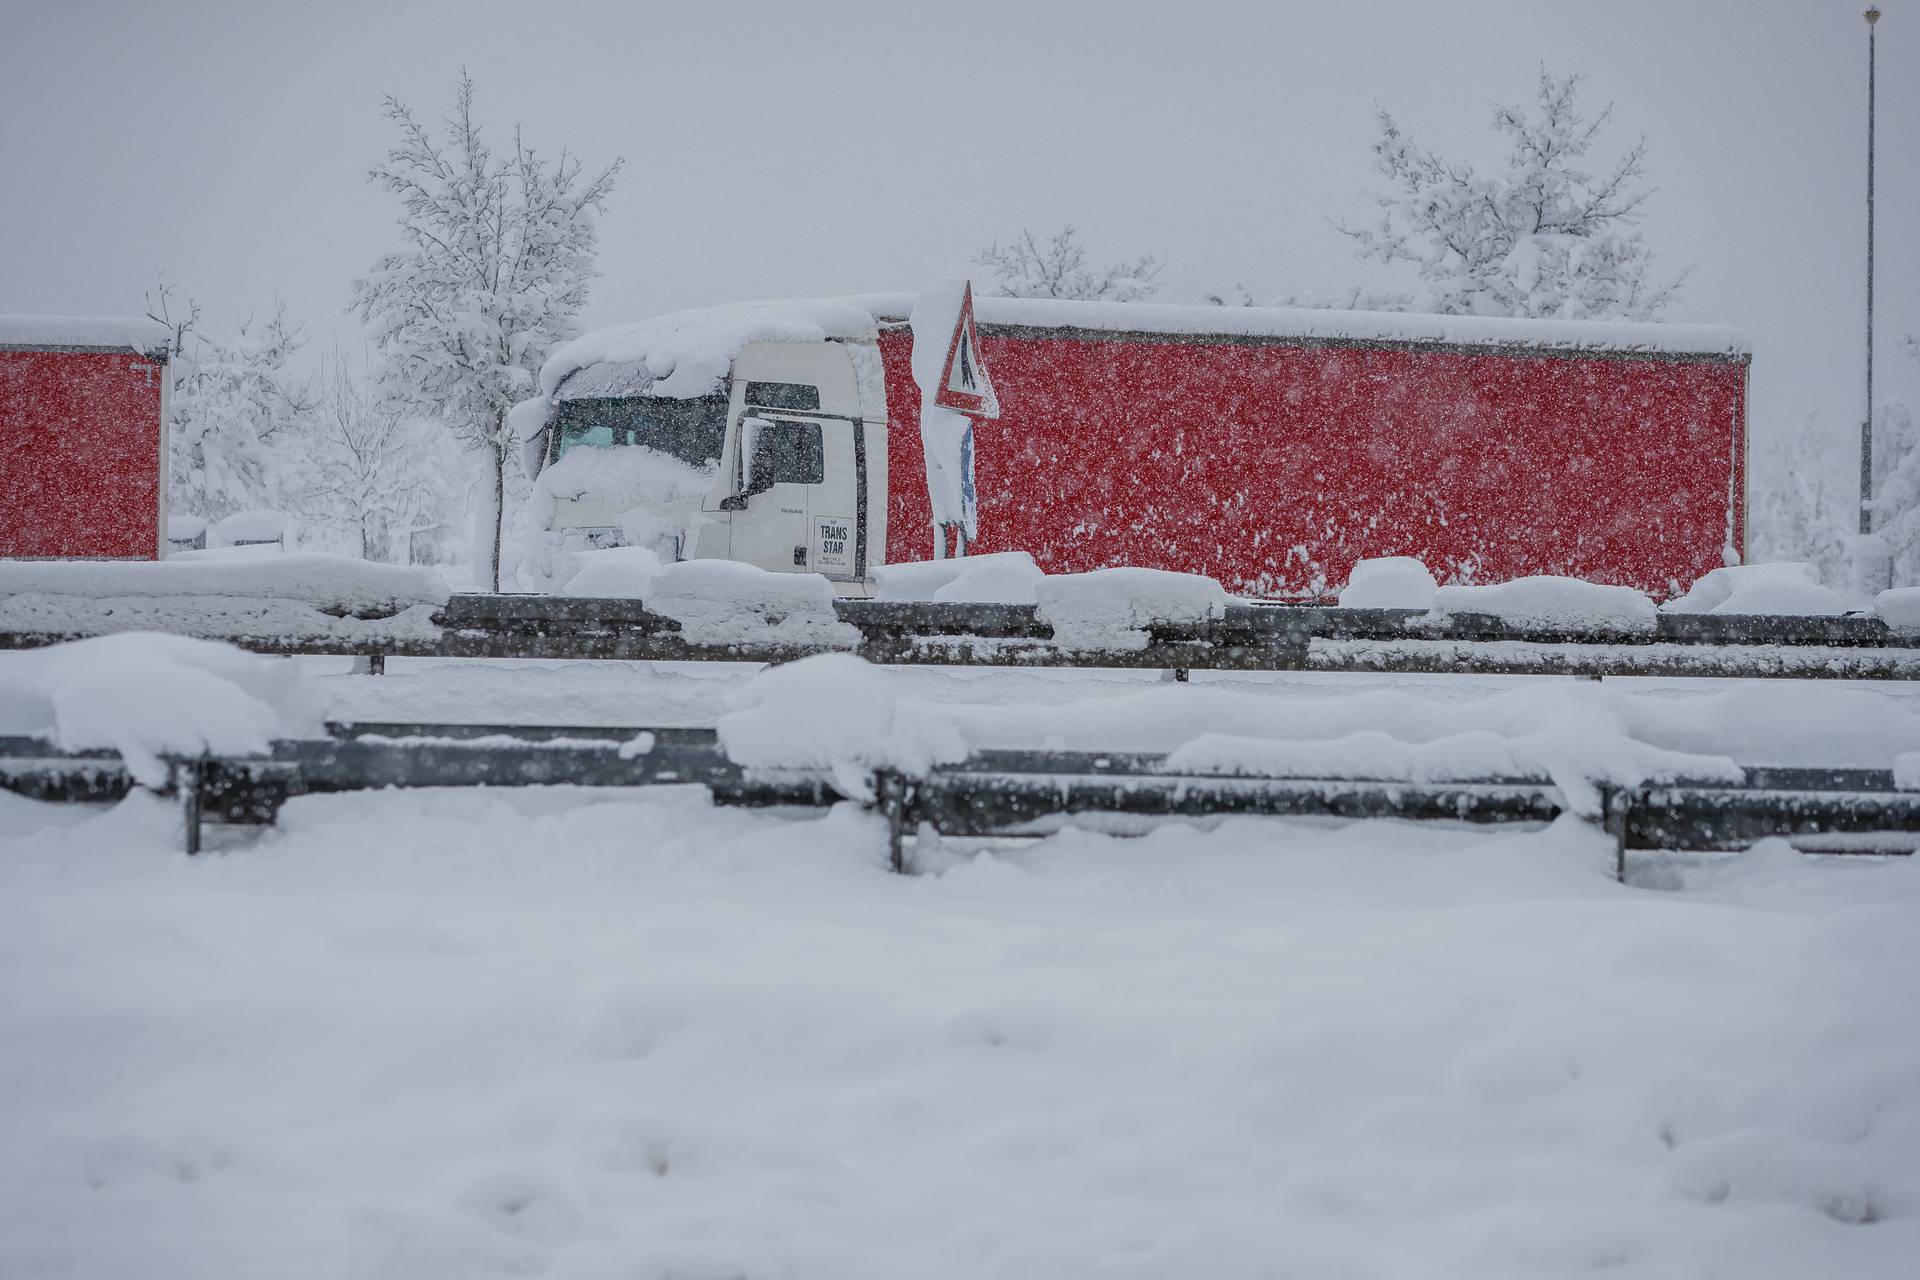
878,328,1745,598
0,348,166,558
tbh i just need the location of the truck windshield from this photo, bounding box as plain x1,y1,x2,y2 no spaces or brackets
548,395,728,468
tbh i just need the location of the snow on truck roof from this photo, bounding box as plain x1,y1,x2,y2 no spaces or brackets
856,293,1751,361
0,315,173,358
538,298,881,402
532,291,1748,421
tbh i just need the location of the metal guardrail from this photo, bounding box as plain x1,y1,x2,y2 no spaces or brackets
7,594,1920,678
3,724,1916,880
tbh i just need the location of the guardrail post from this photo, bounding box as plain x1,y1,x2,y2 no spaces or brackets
874,769,910,874
171,758,205,856
1602,786,1634,883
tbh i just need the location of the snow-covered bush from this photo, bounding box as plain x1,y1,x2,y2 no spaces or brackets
289,353,455,563
147,282,317,525
1748,418,1853,587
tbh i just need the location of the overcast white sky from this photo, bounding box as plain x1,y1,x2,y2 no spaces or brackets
2,0,1913,475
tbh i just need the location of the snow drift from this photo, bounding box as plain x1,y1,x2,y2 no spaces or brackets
1664,562,1854,616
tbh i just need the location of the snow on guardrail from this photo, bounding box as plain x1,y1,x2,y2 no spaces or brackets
0,634,326,785
0,554,452,646
1877,589,1920,631
718,652,1920,813
872,552,1045,605
559,547,858,646
1664,563,1854,616
1035,567,1232,651
1425,576,1659,636
0,554,448,613
1335,557,1439,610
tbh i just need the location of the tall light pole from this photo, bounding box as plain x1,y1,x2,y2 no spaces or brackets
1862,6,1881,535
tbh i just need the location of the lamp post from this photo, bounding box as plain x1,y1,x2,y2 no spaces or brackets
1862,6,1881,535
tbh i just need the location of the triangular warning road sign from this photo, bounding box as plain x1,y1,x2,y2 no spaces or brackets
934,282,998,419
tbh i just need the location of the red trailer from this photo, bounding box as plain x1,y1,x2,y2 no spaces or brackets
522,295,1748,600
873,298,1748,599
0,317,172,560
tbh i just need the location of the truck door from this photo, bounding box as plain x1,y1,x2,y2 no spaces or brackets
725,411,870,580
728,415,823,574
806,416,868,582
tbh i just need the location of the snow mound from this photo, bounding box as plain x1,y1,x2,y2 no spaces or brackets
1037,567,1232,650
211,509,287,547
1664,563,1853,616
558,546,665,598
873,552,1044,605
165,515,207,543
1338,556,1439,610
558,555,857,647
718,654,968,796
537,299,880,402
648,561,857,648
0,554,449,615
1875,588,1920,631
1427,575,1656,635
0,634,326,786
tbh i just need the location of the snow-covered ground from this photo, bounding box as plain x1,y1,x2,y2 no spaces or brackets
4,659,1918,1278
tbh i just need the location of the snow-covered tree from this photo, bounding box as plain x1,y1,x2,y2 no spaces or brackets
1749,418,1851,584
1866,337,1920,586
350,70,621,589
149,280,315,523
291,352,451,562
977,225,1161,302
1337,69,1685,320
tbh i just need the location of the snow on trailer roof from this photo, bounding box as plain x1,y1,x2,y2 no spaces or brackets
0,315,173,358
853,293,1751,362
538,298,882,403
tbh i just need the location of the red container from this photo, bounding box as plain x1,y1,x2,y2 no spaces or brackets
875,305,1747,599
0,318,171,559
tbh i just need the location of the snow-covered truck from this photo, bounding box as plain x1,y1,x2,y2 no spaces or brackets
0,316,173,559
512,295,1749,598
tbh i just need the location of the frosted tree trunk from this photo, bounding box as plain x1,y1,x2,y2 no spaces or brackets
488,435,507,593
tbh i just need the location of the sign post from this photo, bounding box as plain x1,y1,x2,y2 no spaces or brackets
913,280,998,559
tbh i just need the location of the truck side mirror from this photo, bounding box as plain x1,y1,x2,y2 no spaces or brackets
724,417,779,510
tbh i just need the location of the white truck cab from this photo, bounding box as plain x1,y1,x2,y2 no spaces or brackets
521,313,889,594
